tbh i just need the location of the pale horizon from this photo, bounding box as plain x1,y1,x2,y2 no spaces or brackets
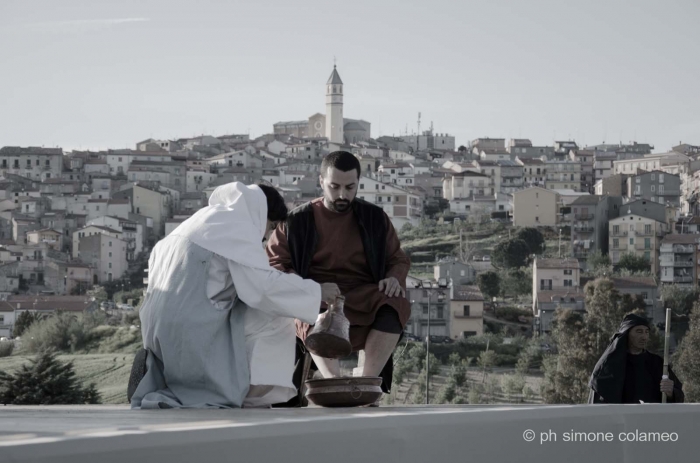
1,0,699,152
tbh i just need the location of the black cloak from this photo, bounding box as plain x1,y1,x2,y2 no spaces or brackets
588,313,684,404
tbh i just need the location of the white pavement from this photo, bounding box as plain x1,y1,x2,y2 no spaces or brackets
0,404,697,463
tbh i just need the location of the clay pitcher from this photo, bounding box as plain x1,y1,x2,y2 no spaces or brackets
305,295,352,359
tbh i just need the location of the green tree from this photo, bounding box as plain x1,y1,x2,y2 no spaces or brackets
492,239,530,269
478,350,497,383
674,301,700,402
661,285,700,317
436,377,457,404
12,311,41,338
586,250,611,277
0,350,101,405
515,228,546,255
87,286,108,304
616,252,651,273
541,278,640,404
540,309,593,404
477,271,500,300
501,373,526,403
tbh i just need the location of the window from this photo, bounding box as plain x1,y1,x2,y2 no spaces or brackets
636,177,641,183
108,262,112,269
645,224,651,233
360,184,364,189
613,225,619,234
644,251,651,261
460,270,465,276
659,174,664,183
630,238,634,245
109,252,112,257
641,292,648,300
109,241,112,247
564,269,573,275
422,290,428,297
564,280,572,287
535,216,539,222
436,307,444,319
422,305,428,315
644,238,650,249
613,238,619,248
659,185,664,194
463,305,470,317
651,186,655,192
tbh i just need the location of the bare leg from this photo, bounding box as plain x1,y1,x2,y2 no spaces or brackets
310,353,341,378
362,329,400,377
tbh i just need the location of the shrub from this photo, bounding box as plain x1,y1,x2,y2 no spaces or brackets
0,350,101,405
20,310,106,354
0,341,13,358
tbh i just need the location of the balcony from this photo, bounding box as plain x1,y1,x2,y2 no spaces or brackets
637,229,663,237
574,214,594,220
673,276,693,283
673,245,695,253
573,251,589,259
574,227,594,233
611,243,628,251
674,261,694,267
634,243,654,251
610,230,627,237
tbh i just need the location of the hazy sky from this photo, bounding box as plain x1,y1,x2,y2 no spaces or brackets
1,0,698,151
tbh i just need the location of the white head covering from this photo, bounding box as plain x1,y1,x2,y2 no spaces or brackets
170,182,271,270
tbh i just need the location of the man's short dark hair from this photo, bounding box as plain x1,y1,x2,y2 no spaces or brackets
257,183,288,222
321,151,361,179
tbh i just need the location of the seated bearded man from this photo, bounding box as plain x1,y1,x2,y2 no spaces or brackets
266,151,411,405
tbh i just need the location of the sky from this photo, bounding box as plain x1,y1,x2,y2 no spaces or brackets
1,0,699,152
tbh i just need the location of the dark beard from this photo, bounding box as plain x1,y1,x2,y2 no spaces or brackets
325,198,351,212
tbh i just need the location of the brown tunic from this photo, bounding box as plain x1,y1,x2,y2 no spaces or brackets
266,198,411,351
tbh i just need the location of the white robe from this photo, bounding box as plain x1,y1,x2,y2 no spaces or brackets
207,254,319,406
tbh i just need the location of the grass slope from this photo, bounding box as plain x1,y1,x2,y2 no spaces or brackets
0,353,134,404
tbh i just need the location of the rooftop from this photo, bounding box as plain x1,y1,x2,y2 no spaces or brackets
452,285,484,301
535,258,581,270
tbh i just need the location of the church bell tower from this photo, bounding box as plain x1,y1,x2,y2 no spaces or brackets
325,65,344,144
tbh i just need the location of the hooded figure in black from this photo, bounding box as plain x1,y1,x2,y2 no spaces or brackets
588,313,684,404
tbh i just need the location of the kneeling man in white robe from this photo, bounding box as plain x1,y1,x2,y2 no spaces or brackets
130,182,340,409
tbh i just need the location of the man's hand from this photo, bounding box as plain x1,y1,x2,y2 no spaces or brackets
378,277,405,298
660,377,674,399
320,283,341,305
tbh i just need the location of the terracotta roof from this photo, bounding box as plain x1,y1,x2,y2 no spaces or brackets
0,295,94,312
81,225,121,234
571,195,603,205
535,258,581,270
661,234,699,244
452,285,484,301
537,290,585,302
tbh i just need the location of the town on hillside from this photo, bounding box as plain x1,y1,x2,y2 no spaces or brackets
1,65,699,406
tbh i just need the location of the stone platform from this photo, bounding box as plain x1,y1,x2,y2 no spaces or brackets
0,404,697,462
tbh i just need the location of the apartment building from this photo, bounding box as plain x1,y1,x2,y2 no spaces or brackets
512,187,559,227
570,195,622,261
448,285,484,339
516,158,546,187
544,159,582,191
609,213,667,274
625,171,681,207
570,149,595,192
659,234,700,288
